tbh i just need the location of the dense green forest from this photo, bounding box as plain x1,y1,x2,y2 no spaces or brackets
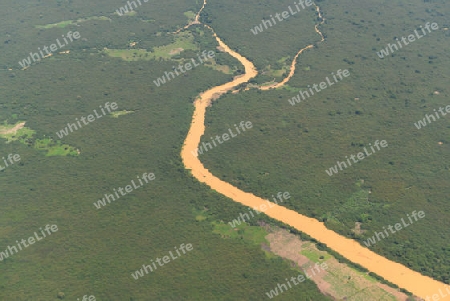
0,0,335,300
200,0,450,285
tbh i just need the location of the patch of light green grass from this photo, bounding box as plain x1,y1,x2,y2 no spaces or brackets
34,138,78,157
0,122,77,156
323,180,381,223
152,32,197,58
195,28,205,36
195,215,207,221
0,122,35,144
184,11,196,20
300,249,331,263
35,20,74,29
277,56,290,64
110,110,134,118
121,10,137,16
212,221,268,245
204,62,233,75
35,16,111,29
104,32,197,61
281,85,300,93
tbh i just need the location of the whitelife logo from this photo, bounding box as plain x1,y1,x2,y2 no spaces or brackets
250,0,314,35
414,104,450,129
131,243,193,280
228,192,291,228
376,22,439,59
363,210,425,247
288,69,350,106
153,50,215,87
19,31,81,68
93,172,155,209
424,285,450,301
115,0,149,16
191,121,253,157
265,262,328,298
0,153,21,171
0,225,58,262
56,102,118,139
325,140,388,176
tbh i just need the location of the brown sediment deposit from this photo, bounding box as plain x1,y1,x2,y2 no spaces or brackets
179,1,448,299
169,47,184,55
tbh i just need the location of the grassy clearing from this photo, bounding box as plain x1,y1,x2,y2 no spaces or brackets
300,248,331,263
0,121,78,156
34,138,78,157
110,110,134,118
117,10,137,16
324,181,381,226
103,32,197,61
280,84,300,93
0,121,35,143
262,64,288,78
211,220,279,260
35,16,111,29
0,127,35,143
35,20,73,29
205,62,234,74
184,11,196,21
212,221,267,245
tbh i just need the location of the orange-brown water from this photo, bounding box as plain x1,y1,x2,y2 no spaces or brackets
180,3,448,299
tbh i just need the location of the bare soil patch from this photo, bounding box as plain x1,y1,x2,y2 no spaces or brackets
265,227,412,300
169,47,184,55
0,122,26,135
